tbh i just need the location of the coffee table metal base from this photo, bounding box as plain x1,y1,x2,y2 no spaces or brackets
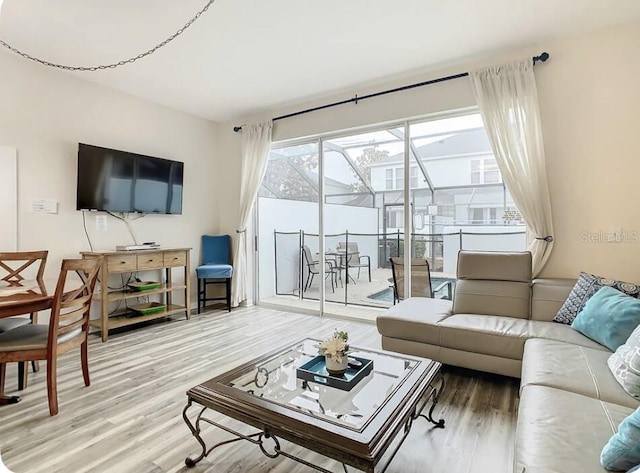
183,375,446,473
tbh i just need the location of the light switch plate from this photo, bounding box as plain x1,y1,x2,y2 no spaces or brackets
95,214,108,232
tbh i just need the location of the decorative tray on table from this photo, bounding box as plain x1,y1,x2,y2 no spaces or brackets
296,355,373,391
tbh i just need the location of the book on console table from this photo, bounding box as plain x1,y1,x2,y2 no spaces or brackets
115,244,161,251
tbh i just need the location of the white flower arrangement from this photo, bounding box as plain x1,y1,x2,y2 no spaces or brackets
317,330,349,363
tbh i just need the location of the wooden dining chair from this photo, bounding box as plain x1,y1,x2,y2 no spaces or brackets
0,251,48,388
0,258,101,415
0,251,48,330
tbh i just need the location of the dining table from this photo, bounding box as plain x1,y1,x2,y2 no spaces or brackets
0,279,52,406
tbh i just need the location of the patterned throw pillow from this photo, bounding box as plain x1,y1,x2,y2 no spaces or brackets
609,324,640,399
553,272,640,324
601,406,640,471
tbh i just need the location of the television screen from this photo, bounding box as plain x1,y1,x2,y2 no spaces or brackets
76,143,183,214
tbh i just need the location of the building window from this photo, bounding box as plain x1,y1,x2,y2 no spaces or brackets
385,169,393,190
471,158,500,184
387,209,404,228
468,207,501,225
394,167,403,189
381,166,417,190
469,208,484,224
410,166,418,188
489,207,498,224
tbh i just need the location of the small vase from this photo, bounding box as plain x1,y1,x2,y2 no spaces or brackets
325,354,348,376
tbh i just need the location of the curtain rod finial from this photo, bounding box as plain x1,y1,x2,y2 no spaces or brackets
233,126,243,132
534,52,550,64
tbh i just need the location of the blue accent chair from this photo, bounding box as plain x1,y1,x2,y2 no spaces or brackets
196,235,233,313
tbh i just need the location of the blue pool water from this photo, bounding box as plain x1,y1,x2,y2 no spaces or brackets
369,277,455,302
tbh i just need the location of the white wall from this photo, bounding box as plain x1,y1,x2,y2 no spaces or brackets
0,51,219,304
220,20,640,295
532,22,640,281
0,146,17,251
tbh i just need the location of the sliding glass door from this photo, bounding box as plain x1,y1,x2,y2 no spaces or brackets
256,110,526,317
408,113,524,300
257,142,320,313
322,127,405,310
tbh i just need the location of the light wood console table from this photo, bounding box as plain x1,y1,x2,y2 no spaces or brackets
81,247,191,342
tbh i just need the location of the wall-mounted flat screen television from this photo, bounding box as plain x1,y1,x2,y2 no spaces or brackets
76,143,184,214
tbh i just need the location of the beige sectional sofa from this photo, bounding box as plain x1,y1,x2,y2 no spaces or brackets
376,250,640,472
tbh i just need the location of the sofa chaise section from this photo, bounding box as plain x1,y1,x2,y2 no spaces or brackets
377,251,593,378
515,385,636,473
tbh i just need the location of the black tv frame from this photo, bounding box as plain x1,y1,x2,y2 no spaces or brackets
76,143,184,215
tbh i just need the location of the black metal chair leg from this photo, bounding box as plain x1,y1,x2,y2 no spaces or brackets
226,278,231,312
197,278,202,314
18,362,26,391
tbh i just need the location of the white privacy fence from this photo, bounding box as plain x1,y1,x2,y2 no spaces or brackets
258,198,379,298
258,197,526,300
442,225,527,274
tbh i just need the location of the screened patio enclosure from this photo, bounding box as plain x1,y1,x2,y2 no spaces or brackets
257,112,526,316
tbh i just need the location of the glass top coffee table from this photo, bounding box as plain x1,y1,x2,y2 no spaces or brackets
183,339,445,473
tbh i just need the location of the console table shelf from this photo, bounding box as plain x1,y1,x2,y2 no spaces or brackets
81,248,191,342
91,304,188,330
95,284,188,303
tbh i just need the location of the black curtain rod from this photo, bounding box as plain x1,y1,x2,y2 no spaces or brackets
233,52,549,132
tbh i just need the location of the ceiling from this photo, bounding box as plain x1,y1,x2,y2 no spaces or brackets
1,0,640,122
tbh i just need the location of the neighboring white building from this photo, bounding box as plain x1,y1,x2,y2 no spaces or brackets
370,128,523,235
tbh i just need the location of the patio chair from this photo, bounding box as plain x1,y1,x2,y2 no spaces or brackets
336,242,371,282
389,257,433,304
302,246,338,293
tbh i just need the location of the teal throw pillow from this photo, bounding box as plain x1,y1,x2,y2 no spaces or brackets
601,406,640,471
571,286,640,351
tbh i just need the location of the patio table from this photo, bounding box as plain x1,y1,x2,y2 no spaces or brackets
326,250,357,285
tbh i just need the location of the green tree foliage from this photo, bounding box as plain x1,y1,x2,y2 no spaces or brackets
260,154,319,202
259,146,389,201
349,147,389,192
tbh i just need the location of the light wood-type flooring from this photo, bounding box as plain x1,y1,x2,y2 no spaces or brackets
0,306,519,473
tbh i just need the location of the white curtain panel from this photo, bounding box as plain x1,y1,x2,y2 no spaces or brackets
231,120,273,307
470,59,554,277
